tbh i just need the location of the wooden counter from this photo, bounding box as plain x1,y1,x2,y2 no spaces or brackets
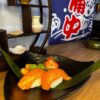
0,40,100,100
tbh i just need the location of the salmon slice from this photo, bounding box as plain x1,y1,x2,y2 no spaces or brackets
44,57,59,69
18,68,46,90
41,68,71,90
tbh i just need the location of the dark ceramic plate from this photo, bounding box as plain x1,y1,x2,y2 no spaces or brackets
4,52,94,100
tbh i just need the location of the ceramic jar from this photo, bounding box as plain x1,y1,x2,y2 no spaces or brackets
32,16,43,33
19,0,31,4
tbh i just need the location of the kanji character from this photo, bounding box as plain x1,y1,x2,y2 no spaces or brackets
63,14,81,39
69,0,86,14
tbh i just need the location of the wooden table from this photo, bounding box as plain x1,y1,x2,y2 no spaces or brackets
0,40,100,100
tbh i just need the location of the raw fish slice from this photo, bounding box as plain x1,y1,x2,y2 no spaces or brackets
41,69,71,90
18,68,46,90
44,57,59,69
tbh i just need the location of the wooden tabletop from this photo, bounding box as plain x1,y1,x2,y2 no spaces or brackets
0,40,100,100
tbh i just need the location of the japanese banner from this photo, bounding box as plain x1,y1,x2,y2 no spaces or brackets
49,0,95,44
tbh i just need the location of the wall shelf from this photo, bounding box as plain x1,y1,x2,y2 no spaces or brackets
16,4,48,7
0,0,52,71
7,30,48,39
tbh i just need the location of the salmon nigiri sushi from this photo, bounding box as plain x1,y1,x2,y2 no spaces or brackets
18,68,46,90
41,68,71,90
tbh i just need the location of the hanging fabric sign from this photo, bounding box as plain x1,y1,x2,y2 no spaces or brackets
49,0,95,44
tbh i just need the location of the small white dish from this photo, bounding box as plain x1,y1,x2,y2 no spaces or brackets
9,45,28,55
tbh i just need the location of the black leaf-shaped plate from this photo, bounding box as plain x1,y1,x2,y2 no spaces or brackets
4,52,94,100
